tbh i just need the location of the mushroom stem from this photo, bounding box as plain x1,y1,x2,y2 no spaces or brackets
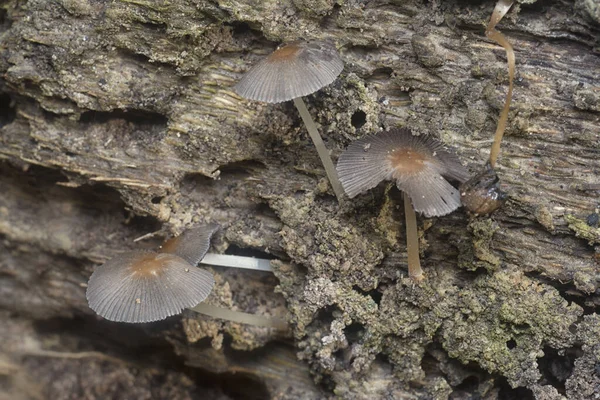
190,303,288,330
200,253,272,272
403,192,424,280
486,0,515,168
293,97,345,201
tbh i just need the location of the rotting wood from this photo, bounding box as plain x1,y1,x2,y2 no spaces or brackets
1,0,599,399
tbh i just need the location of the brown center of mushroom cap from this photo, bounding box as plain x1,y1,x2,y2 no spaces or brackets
129,253,170,277
388,148,428,177
268,43,302,62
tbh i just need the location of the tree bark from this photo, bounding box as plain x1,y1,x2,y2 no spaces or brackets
1,0,599,399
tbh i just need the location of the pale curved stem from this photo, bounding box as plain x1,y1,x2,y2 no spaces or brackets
293,97,345,201
190,303,288,330
404,192,424,280
486,0,515,168
200,253,272,272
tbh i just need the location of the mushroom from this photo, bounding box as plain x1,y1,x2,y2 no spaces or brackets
336,128,469,279
86,224,219,323
87,223,281,325
86,251,215,323
190,303,288,330
234,40,345,200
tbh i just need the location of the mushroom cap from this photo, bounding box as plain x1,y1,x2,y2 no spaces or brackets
234,41,344,104
86,251,214,323
160,223,220,266
336,128,470,217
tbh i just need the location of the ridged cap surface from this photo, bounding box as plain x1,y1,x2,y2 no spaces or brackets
234,41,344,104
160,223,220,266
337,128,469,217
86,251,214,323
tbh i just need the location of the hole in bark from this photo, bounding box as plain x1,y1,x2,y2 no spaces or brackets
524,272,596,315
506,339,517,350
151,196,163,204
0,164,161,244
216,160,266,179
124,212,162,235
0,93,15,127
230,21,251,35
370,67,394,80
352,285,382,305
29,316,267,398
343,322,364,343
512,323,531,334
79,109,168,126
451,375,480,394
568,322,578,334
0,8,8,29
419,352,444,383
538,346,581,394
496,376,534,399
351,110,367,129
313,305,340,326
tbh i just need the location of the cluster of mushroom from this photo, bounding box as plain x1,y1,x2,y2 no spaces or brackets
234,40,491,280
87,1,517,323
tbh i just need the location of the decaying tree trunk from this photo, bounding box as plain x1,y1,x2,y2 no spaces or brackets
1,0,599,399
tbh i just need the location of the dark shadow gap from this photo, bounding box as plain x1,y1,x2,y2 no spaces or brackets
0,92,16,127
79,109,168,126
31,315,270,400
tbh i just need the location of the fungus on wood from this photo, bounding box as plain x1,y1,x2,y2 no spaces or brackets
337,128,469,279
87,223,286,328
234,40,346,201
86,224,220,323
86,251,215,323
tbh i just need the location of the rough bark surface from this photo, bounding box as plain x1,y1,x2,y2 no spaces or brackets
1,0,599,399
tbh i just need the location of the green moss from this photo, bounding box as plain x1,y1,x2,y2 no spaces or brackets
440,271,581,387
458,218,501,272
565,214,600,245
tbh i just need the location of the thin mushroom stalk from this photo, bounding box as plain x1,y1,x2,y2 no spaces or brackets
293,97,345,199
160,224,274,272
200,253,273,272
403,192,424,280
190,303,287,330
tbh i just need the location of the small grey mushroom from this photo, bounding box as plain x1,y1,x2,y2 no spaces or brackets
337,128,469,217
87,224,219,323
337,128,469,280
86,251,214,323
235,41,345,200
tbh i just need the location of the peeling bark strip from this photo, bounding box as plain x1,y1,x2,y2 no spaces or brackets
1,0,599,399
